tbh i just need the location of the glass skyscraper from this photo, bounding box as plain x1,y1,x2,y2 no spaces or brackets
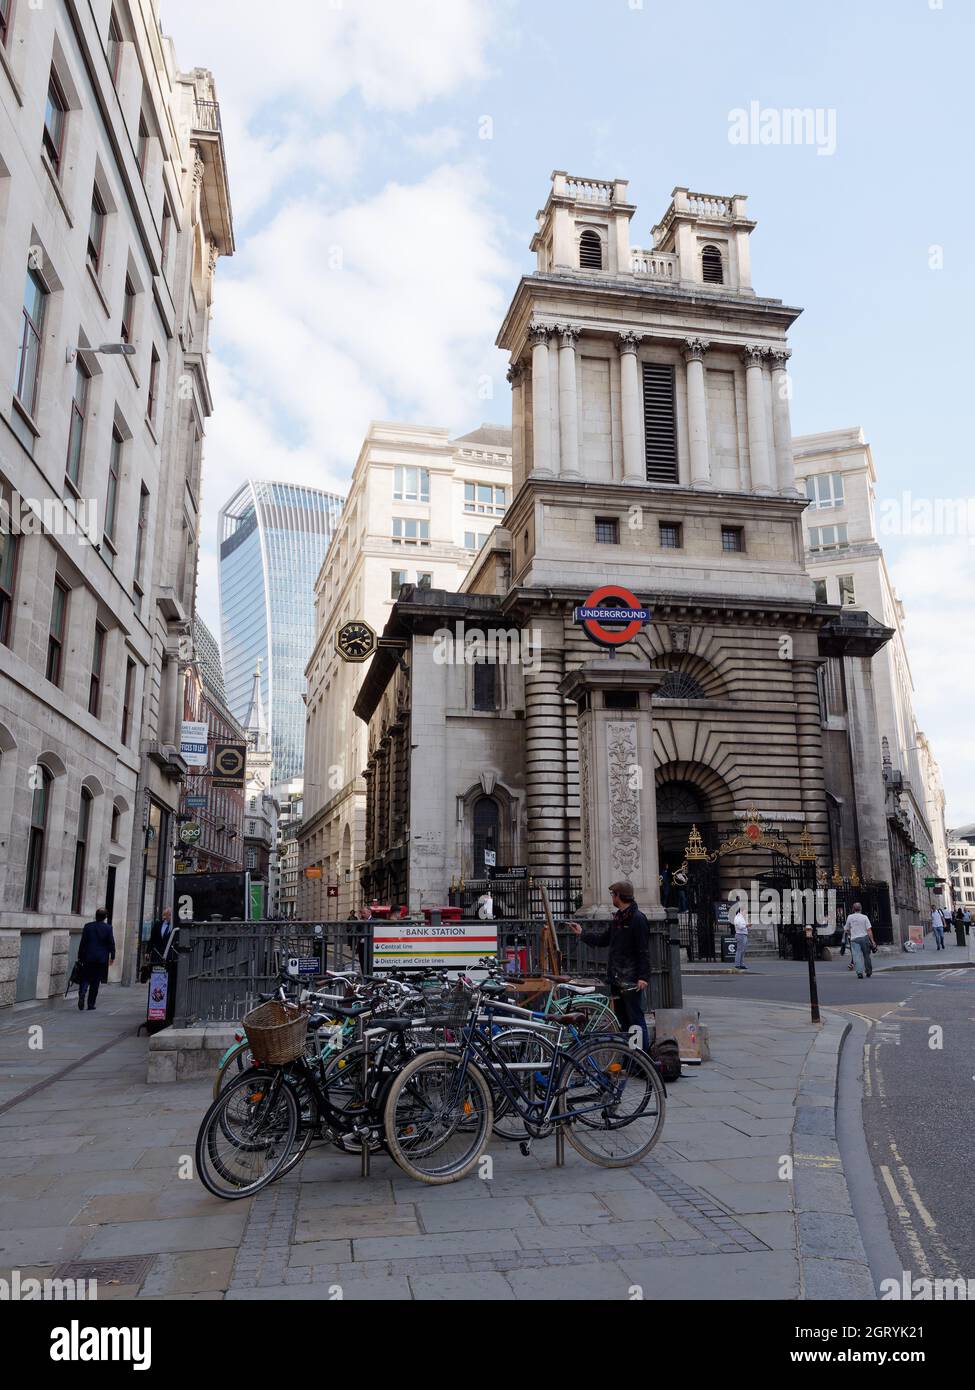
218,481,343,785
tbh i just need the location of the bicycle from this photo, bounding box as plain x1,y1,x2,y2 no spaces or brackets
382,978,666,1183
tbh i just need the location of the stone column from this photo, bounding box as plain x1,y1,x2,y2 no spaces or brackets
558,325,581,479
559,662,667,915
523,615,566,879
529,324,553,477
548,329,561,473
160,648,179,746
743,345,773,494
619,331,644,483
506,362,526,491
682,337,711,488
793,658,830,869
768,348,798,495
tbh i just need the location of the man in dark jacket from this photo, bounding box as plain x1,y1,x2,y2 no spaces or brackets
568,881,651,1050
77,909,116,1011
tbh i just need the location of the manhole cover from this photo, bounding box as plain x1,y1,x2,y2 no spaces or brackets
53,1255,156,1286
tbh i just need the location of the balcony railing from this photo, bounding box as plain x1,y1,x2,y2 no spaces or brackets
631,248,679,281
193,99,221,134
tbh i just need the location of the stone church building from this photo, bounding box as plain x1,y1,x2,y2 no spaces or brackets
353,175,894,937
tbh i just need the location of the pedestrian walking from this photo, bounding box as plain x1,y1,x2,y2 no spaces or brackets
930,905,946,950
732,898,749,970
76,909,116,1011
567,881,651,1050
844,902,876,978
953,906,967,948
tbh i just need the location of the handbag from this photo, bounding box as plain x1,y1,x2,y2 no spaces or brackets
69,960,83,985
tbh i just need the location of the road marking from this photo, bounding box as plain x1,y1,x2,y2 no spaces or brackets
862,1042,872,1098
888,1139,964,1279
879,1164,933,1278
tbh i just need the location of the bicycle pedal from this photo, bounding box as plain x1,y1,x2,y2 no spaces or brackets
518,1140,532,1157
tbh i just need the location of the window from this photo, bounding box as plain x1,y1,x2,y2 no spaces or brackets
579,229,602,269
43,70,68,173
47,578,69,686
160,202,172,267
121,277,135,343
464,482,506,515
88,622,105,715
71,788,93,914
721,526,744,553
473,662,498,712
416,572,432,590
111,804,121,842
137,114,149,175
805,472,845,510
642,362,678,484
107,8,122,81
247,820,255,836
808,523,848,552
0,0,12,47
15,267,47,416
838,574,857,607
24,766,52,912
392,518,429,545
246,849,257,869
702,244,724,284
659,522,682,549
147,347,160,424
595,517,619,545
65,360,90,491
104,428,122,547
133,484,149,588
121,658,135,744
813,578,828,604
393,465,429,502
464,531,490,550
88,187,106,273
0,526,16,646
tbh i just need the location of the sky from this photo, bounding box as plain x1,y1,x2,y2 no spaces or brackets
160,0,975,825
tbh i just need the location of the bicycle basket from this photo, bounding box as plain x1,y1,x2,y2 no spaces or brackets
242,1000,308,1065
426,982,473,1031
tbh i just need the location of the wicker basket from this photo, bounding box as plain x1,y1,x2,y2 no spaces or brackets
242,1000,308,1065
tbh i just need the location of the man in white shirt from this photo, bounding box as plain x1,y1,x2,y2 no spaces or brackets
844,903,876,978
930,906,946,951
732,902,749,970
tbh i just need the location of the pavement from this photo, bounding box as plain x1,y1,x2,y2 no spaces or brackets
682,933,972,976
0,983,878,1300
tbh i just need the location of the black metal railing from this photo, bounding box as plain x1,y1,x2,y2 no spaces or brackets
454,877,582,922
171,914,680,1025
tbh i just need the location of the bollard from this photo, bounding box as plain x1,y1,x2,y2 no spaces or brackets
804,925,821,1024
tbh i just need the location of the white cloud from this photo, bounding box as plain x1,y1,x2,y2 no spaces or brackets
162,0,497,220
404,126,464,159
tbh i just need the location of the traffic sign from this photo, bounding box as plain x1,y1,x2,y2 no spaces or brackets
574,585,651,648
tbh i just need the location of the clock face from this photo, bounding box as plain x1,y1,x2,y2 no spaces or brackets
336,620,376,662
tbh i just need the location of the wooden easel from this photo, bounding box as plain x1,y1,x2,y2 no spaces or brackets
504,880,566,1005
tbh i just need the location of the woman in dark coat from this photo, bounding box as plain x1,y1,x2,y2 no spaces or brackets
77,909,116,1011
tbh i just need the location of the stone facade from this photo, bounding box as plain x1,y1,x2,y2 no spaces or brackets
794,427,948,938
298,422,511,918
354,175,897,929
0,2,232,1003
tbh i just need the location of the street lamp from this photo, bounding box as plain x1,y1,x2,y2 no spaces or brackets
66,343,137,363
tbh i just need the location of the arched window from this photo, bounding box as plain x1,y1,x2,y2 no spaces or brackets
111,803,121,842
472,795,500,876
701,244,723,284
24,767,52,911
71,788,93,914
655,671,707,700
579,229,603,270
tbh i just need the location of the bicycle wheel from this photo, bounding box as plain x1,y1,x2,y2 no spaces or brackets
195,1069,298,1199
383,1049,492,1184
488,1029,557,1141
558,1039,665,1167
272,1066,320,1178
556,997,619,1036
212,1041,255,1099
319,1042,384,1154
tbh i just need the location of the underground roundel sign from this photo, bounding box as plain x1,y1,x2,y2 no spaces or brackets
574,585,651,648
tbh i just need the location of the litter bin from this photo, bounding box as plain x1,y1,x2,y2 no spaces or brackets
721,935,738,964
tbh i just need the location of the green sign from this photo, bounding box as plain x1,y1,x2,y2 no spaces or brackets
248,880,266,921
910,851,927,868
924,877,938,888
